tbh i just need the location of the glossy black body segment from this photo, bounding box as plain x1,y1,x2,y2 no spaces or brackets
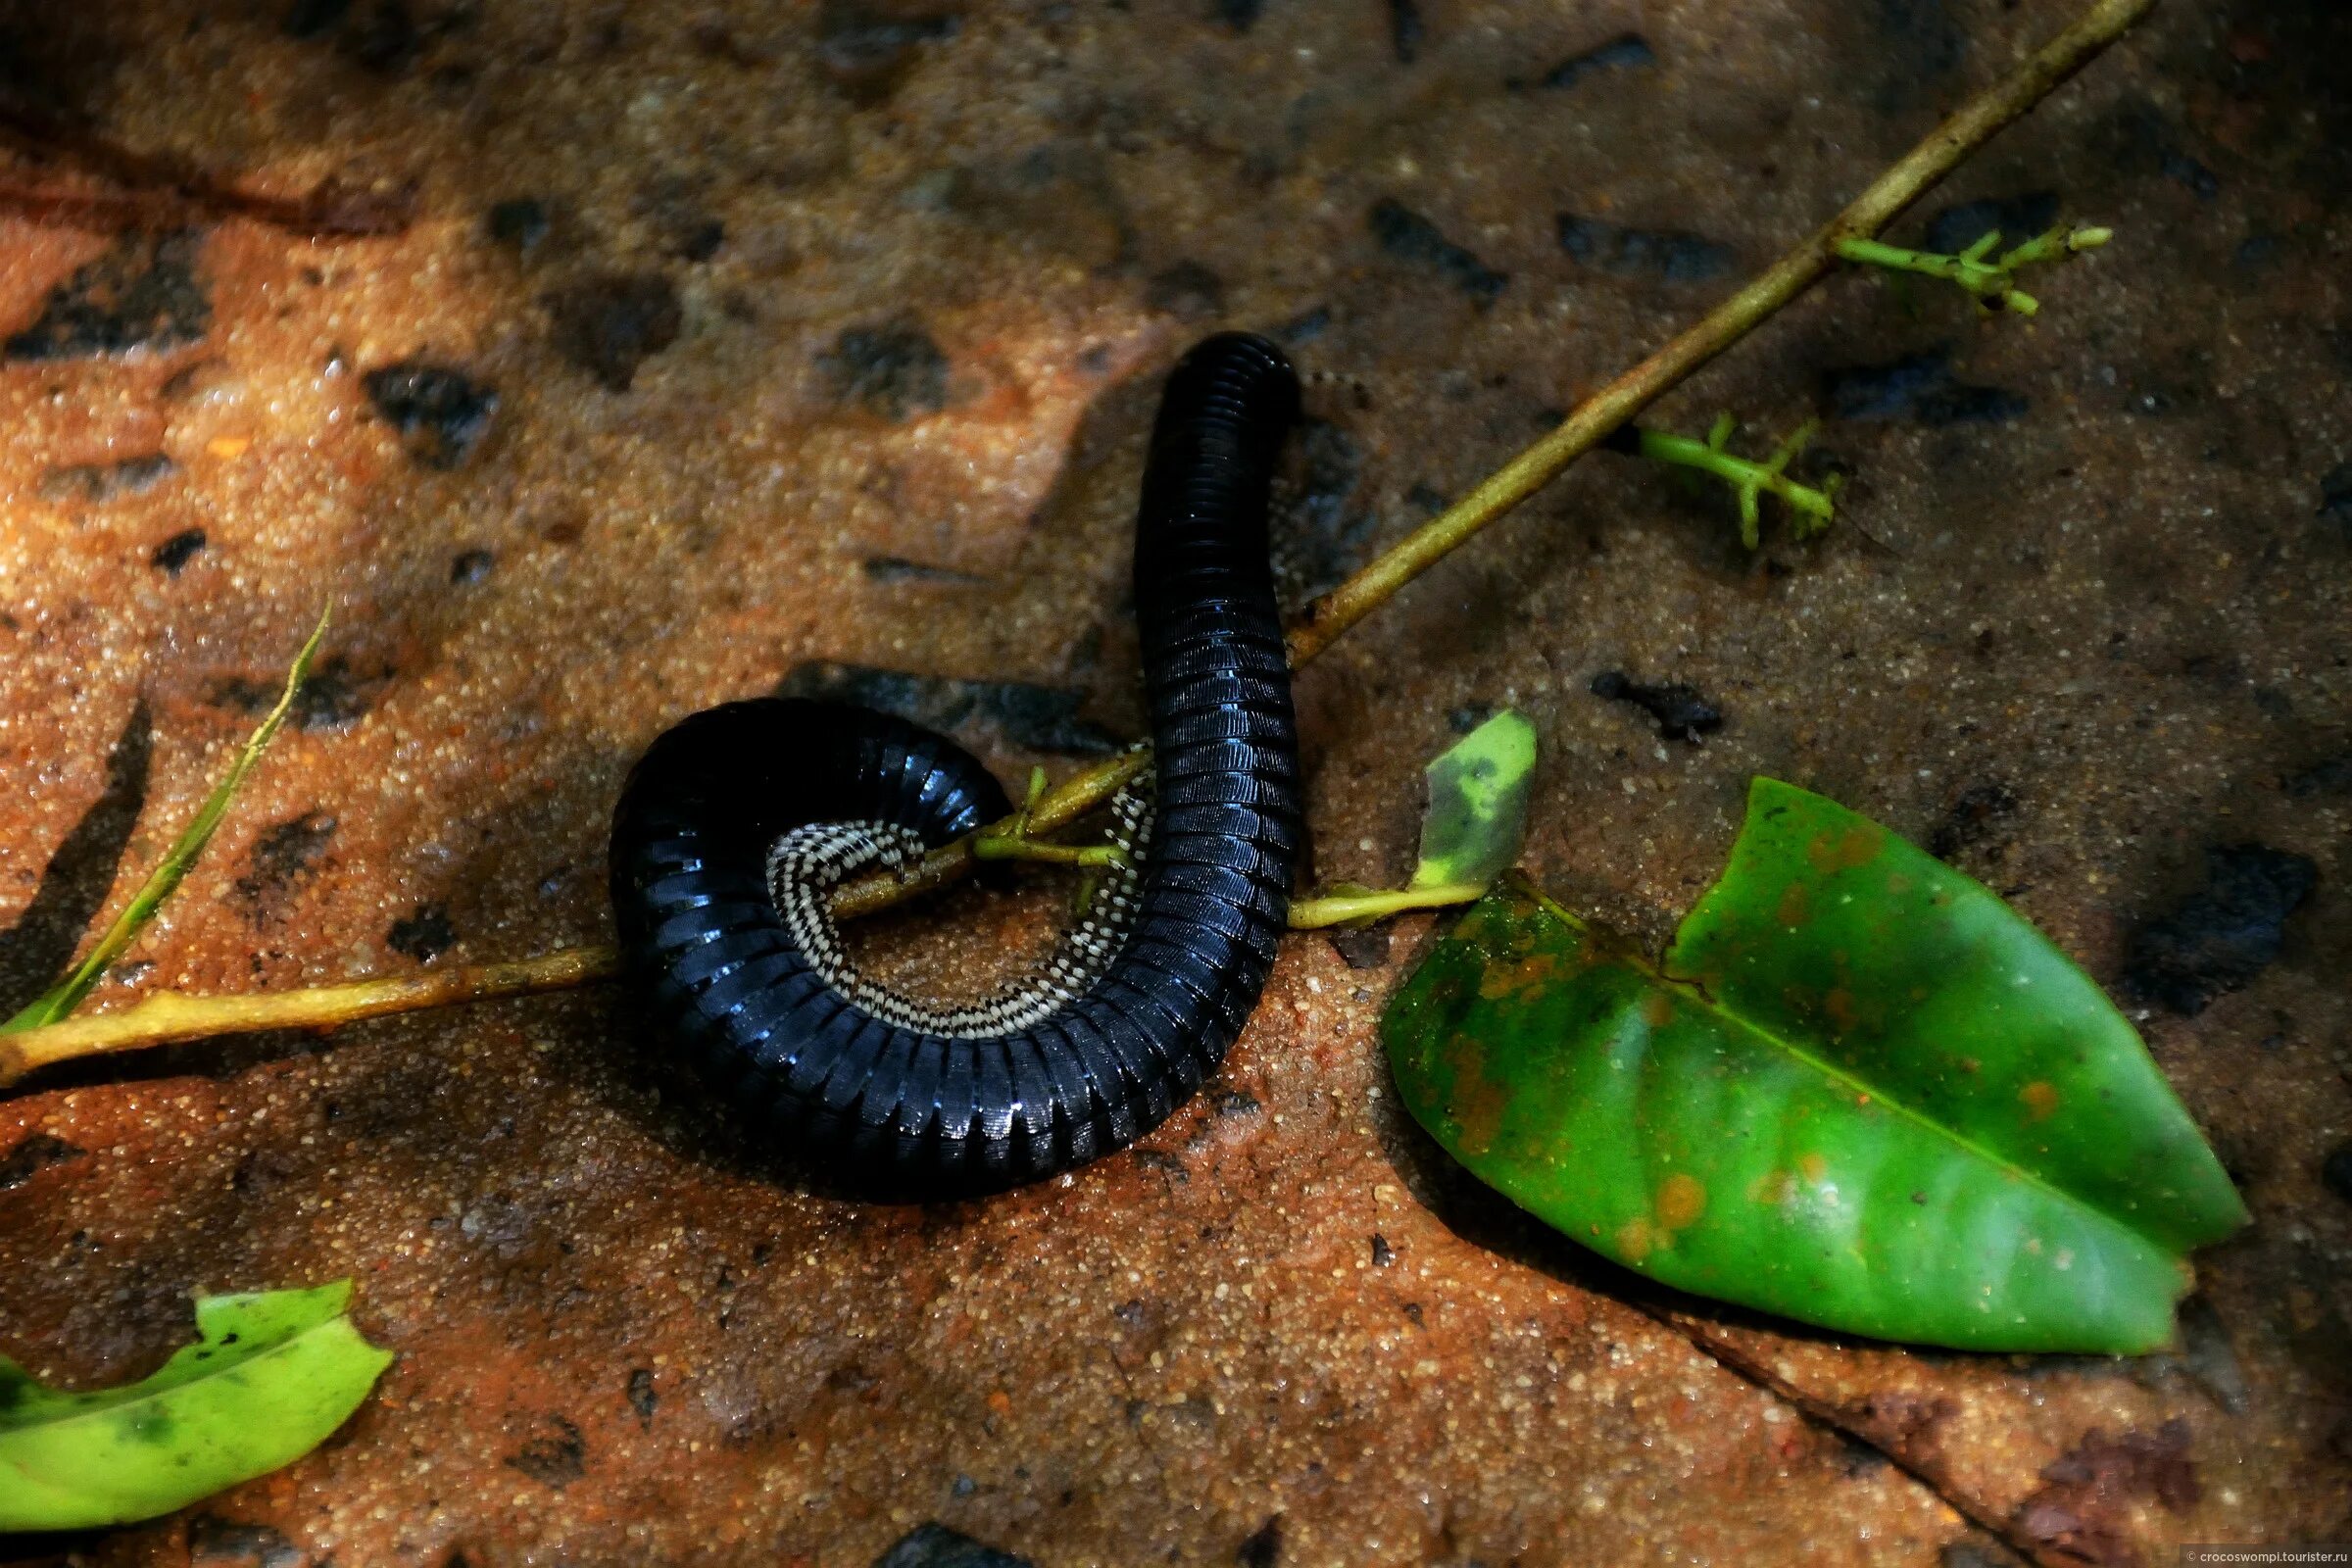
611,333,1303,1195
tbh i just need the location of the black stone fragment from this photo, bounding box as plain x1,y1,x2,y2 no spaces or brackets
863,556,989,586
0,1133,86,1191
1589,670,1722,743
1556,213,1734,282
212,655,390,730
364,363,498,469
5,231,209,361
874,1523,1034,1568
2162,150,2221,200
1386,0,1423,64
282,0,350,38
626,1367,658,1428
0,701,149,1019
1821,345,2027,426
1238,1514,1284,1567
547,273,681,393
818,322,950,420
2323,1142,2352,1206
1928,781,2018,861
2123,845,2317,1015
187,1515,304,1568
503,1415,586,1489
816,3,960,98
2318,461,2352,538
775,662,1124,757
1211,0,1264,32
2283,755,2352,798
235,813,336,908
387,904,456,962
1447,703,1496,735
152,528,207,575
1368,199,1506,306
450,548,495,585
674,218,725,262
1369,1233,1395,1266
1518,31,1654,90
344,0,420,73
1147,261,1225,321
1210,1089,1261,1116
1923,191,2059,256
487,197,550,254
37,453,177,504
1326,927,1391,969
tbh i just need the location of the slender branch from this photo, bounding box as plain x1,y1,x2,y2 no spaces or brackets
1290,884,1488,930
834,0,2156,914
0,947,617,1091
0,0,2158,1083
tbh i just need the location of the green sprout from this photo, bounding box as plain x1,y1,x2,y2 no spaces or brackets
1835,223,2112,317
1621,415,1838,550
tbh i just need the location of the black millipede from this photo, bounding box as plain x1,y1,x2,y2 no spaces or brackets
610,332,1303,1197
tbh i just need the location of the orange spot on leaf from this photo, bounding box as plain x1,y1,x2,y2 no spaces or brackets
2019,1081,2060,1122
1776,880,1811,927
1639,992,1674,1029
1656,1173,1707,1229
1806,823,1884,874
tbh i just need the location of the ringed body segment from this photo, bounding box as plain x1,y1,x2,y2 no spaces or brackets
611,333,1304,1195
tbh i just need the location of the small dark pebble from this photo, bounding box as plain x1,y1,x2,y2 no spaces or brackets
862,556,988,586
1131,1148,1188,1181
38,454,178,505
487,197,551,254
186,1515,303,1568
503,1415,587,1490
1210,1089,1261,1116
1147,261,1226,322
1326,926,1391,970
2317,461,2352,537
1928,781,2018,861
2123,844,2317,1015
1212,0,1264,32
2232,233,2279,270
2161,149,2221,200
1590,670,1722,743
1821,345,2027,426
1516,31,1654,90
1557,213,1734,282
1237,1514,1283,1568
0,1133,86,1191
2283,755,2352,798
874,1524,1033,1568
6,231,210,361
1272,418,1373,599
816,4,960,98
547,273,682,393
450,548,496,585
1274,305,1331,344
625,1367,658,1428
1368,199,1506,306
1369,1233,1395,1267
281,0,349,38
2321,1142,2352,1205
1386,0,1423,63
151,528,207,575
819,321,951,421
363,362,498,469
674,218,725,263
387,903,456,962
1922,191,2059,256
1447,704,1495,735
775,662,1122,757
235,813,337,906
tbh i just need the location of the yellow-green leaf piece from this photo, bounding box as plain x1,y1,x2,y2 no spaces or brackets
1410,710,1537,892
1383,778,2246,1352
0,1279,392,1531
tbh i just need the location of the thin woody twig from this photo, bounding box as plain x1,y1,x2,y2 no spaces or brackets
0,0,2158,1081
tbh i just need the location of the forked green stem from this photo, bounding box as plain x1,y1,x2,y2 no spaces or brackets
1836,224,2111,317
1631,416,1838,550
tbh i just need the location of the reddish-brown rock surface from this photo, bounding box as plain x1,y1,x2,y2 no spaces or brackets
1,1,2345,1563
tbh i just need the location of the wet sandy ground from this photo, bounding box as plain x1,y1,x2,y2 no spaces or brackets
0,0,2345,1563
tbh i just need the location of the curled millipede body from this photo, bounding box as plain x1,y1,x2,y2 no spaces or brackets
610,333,1303,1195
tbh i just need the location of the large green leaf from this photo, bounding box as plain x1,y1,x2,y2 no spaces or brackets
0,1279,392,1531
1384,778,2246,1352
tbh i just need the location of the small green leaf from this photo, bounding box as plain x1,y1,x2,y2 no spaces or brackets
1383,778,2246,1353
4,606,330,1034
1409,710,1536,893
0,1279,391,1531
